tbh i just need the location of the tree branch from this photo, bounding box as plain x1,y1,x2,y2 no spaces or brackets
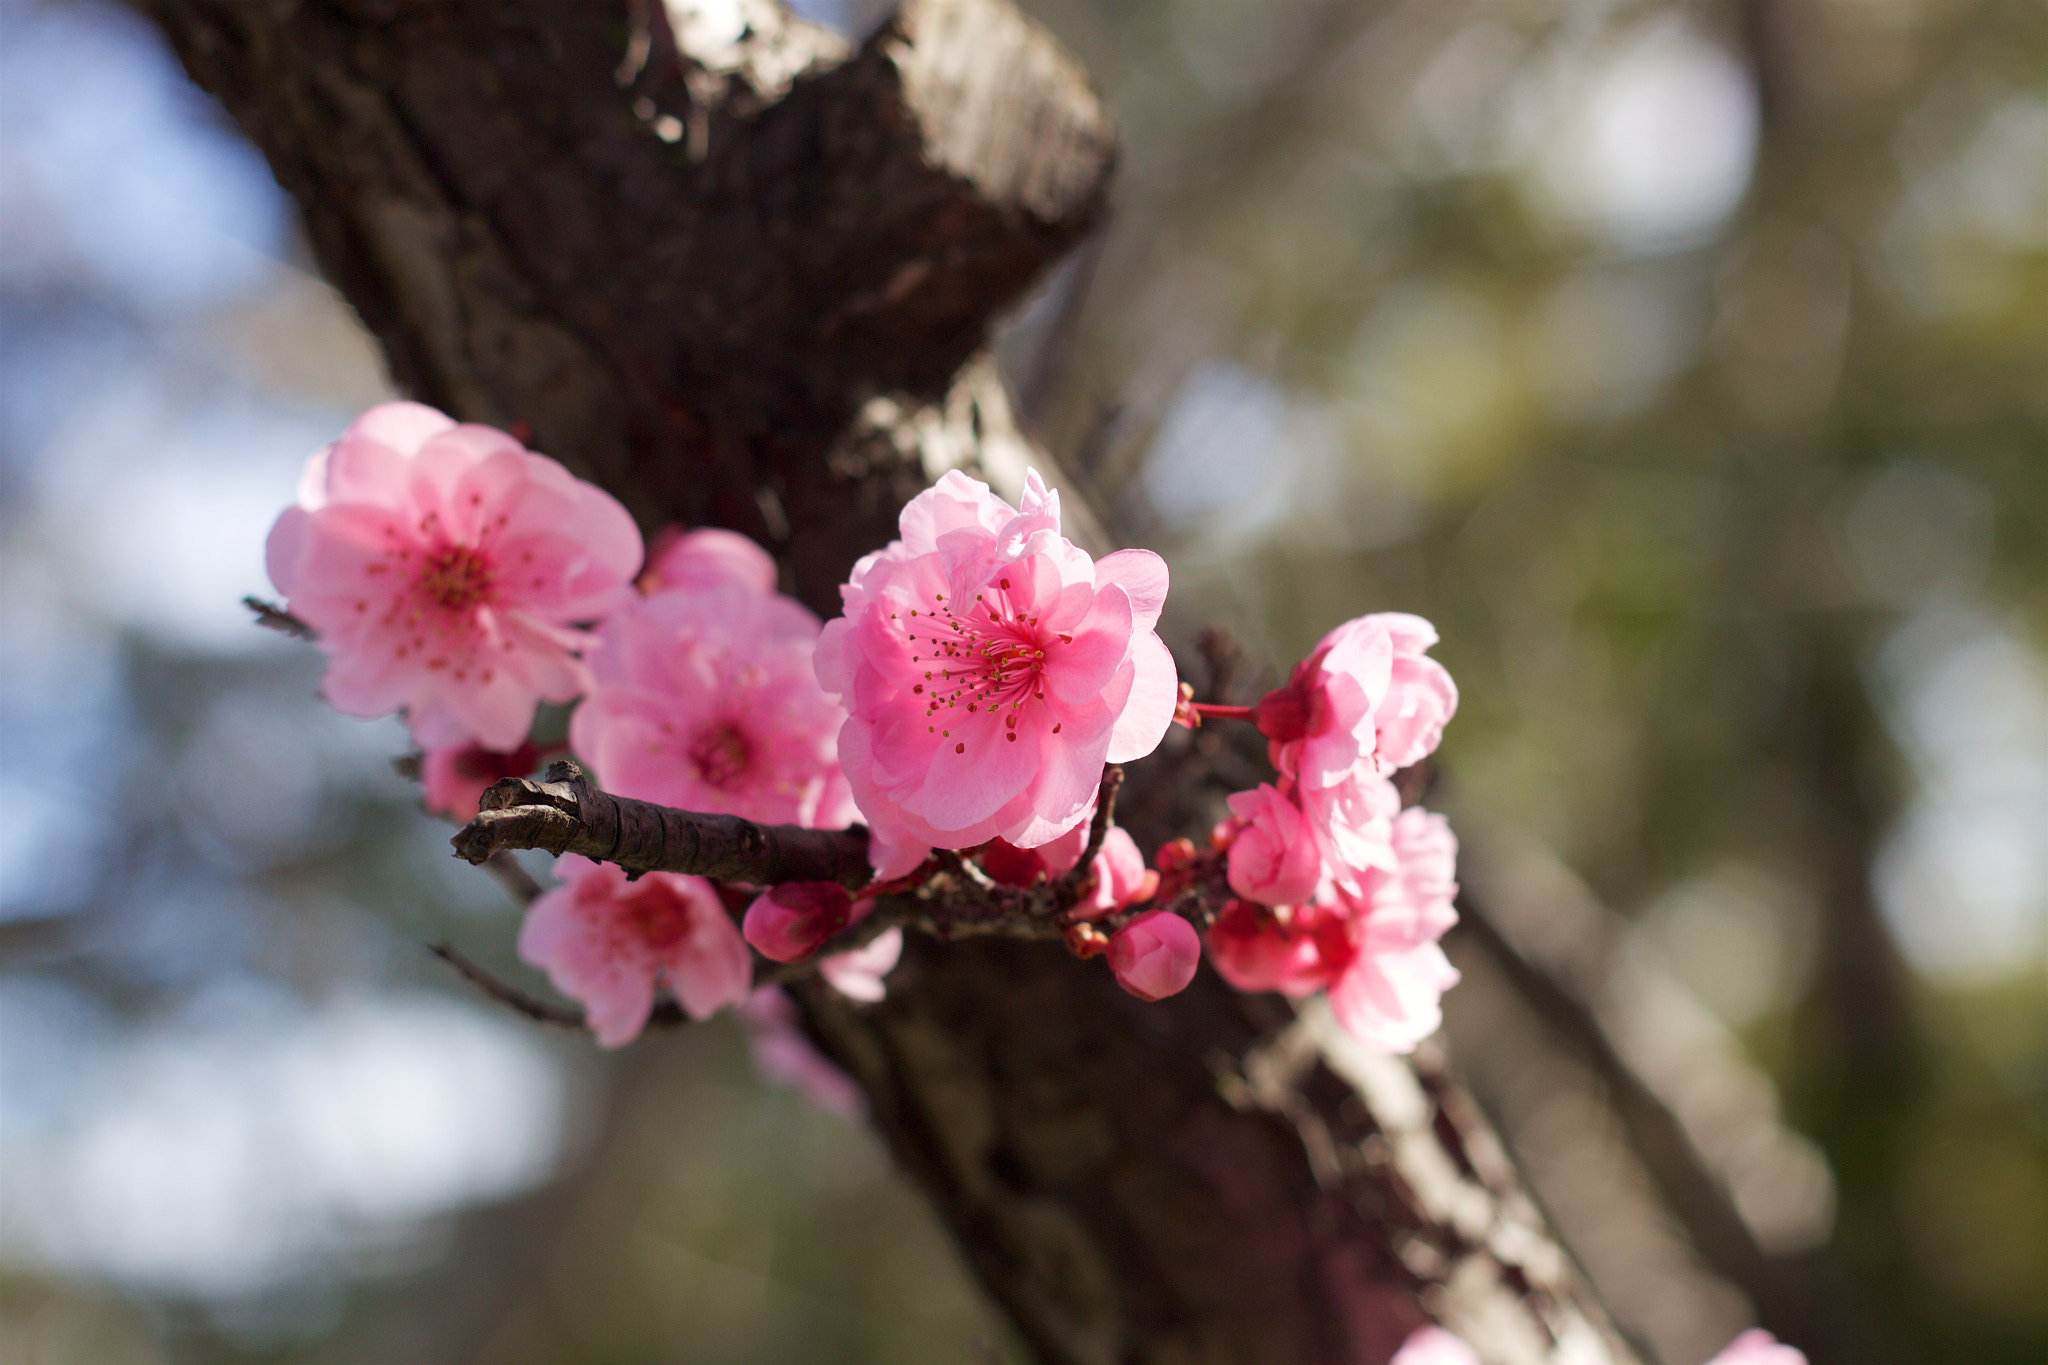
452,759,872,887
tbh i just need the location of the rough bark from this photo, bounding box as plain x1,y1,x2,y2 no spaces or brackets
142,1,1639,1360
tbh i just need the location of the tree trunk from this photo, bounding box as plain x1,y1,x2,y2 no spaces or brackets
140,2,1640,1360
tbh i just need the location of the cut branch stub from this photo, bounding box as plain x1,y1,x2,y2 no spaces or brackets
453,759,872,887
141,0,1114,614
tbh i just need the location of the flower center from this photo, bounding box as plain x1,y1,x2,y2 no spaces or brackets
616,882,694,953
416,544,496,613
899,577,1069,751
688,719,755,788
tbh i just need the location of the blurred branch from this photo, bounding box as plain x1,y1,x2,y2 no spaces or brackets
429,940,650,1029
1053,766,1123,908
242,595,313,640
1452,833,1878,1365
483,850,544,906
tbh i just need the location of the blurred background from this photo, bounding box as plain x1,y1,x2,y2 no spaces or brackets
1,1,2042,1363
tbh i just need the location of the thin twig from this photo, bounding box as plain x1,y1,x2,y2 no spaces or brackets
1197,625,1242,703
429,940,689,1030
485,850,544,905
243,595,315,640
429,941,586,1027
1056,765,1123,908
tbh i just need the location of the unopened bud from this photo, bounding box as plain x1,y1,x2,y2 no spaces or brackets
744,882,856,962
1064,921,1110,958
1250,683,1308,744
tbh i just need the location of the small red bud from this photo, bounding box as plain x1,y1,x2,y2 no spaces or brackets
979,839,1047,887
1064,921,1110,958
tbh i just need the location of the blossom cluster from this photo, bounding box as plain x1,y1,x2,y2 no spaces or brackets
1203,614,1462,1052
265,402,1464,1069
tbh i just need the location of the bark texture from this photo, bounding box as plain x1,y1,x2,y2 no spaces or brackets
454,758,872,885
142,1,1639,1360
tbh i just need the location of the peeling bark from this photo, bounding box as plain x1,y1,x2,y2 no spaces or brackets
141,1,1641,1360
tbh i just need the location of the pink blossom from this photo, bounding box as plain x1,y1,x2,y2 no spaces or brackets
818,927,903,1002
1322,808,1461,1052
816,469,1178,871
1075,826,1160,919
1107,910,1200,1001
639,525,778,596
1223,783,1325,907
1391,1326,1480,1365
1706,1331,1807,1365
1207,807,1460,1052
743,882,861,963
516,854,750,1047
1205,898,1338,998
266,402,643,749
737,989,866,1119
418,740,549,819
1253,612,1456,787
1296,770,1402,891
570,546,855,829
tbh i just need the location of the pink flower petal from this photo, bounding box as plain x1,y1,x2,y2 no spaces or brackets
1042,583,1133,704
347,401,455,458
1093,548,1169,632
819,926,902,1002
1391,1326,1480,1365
1105,631,1179,764
642,526,778,595
661,894,753,1020
1706,1330,1808,1365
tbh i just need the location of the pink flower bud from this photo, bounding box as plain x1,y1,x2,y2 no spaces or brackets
743,882,858,962
1106,910,1200,1001
980,819,1089,887
1152,837,1200,900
